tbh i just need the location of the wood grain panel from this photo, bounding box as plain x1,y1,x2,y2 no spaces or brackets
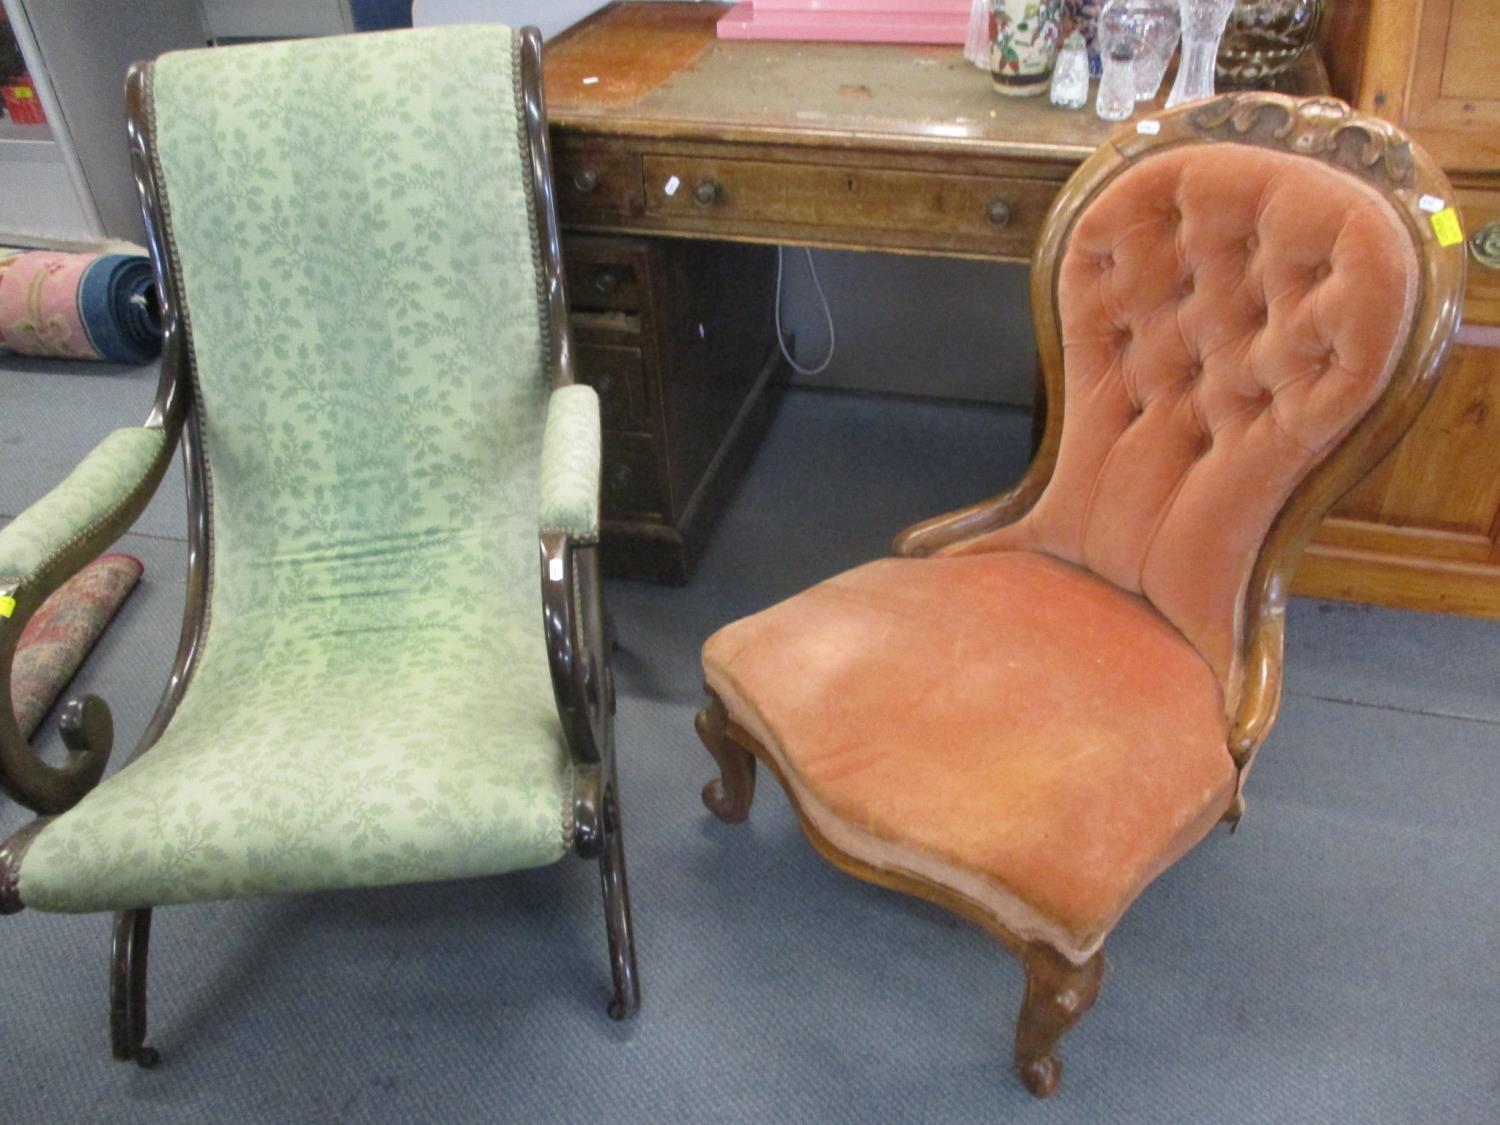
1436,0,1500,100
641,154,1053,258
1303,341,1500,604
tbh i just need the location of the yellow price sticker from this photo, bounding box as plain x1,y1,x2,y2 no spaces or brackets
1430,207,1463,248
10,87,32,100
0,596,15,619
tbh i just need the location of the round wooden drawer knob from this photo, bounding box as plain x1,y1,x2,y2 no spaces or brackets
987,199,1012,227
573,167,601,193
594,270,620,294
694,179,722,207
608,463,634,493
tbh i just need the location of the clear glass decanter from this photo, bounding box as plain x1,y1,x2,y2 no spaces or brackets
1165,0,1236,108
1097,0,1149,121
1050,29,1091,109
1130,0,1181,101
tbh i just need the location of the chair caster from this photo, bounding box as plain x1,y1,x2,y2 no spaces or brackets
607,998,627,1022
134,1046,161,1070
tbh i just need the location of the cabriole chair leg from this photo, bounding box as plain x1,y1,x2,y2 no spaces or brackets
598,784,640,1021
110,908,159,1069
695,693,756,823
1013,943,1104,1098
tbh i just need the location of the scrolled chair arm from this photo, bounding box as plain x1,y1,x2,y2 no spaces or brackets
892,463,1052,558
536,385,613,856
0,424,177,815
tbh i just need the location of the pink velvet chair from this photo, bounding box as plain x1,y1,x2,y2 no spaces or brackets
694,93,1466,1097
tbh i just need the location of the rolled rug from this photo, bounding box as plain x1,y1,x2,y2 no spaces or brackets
9,553,144,739
0,247,162,364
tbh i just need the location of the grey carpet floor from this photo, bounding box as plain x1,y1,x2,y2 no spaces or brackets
1,358,1497,1124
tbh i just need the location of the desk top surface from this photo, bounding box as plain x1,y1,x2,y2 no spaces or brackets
544,2,1326,163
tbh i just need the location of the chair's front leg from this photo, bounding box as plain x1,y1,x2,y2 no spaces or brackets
1014,942,1105,1098
110,908,159,1068
695,692,756,823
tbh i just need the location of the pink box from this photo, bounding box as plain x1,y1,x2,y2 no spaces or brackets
717,3,968,43
751,1,970,11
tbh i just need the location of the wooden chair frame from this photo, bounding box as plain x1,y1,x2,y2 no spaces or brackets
0,28,638,1066
696,92,1466,1097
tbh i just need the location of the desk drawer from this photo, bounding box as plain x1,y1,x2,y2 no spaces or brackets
555,147,643,222
577,342,650,431
564,236,648,316
1459,186,1500,327
602,432,667,519
640,154,1054,255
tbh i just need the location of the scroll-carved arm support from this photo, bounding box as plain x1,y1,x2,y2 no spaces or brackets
0,420,181,815
891,462,1053,558
538,385,612,857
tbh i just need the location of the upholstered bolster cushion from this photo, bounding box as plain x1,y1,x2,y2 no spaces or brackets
539,384,601,540
944,144,1420,706
0,427,167,592
702,550,1237,963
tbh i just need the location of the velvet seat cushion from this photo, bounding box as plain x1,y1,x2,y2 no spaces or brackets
702,550,1237,962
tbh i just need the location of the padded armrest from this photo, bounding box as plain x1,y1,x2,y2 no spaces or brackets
0,427,169,604
0,424,172,816
538,385,601,543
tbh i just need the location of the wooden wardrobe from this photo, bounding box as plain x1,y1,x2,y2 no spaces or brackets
1294,0,1500,616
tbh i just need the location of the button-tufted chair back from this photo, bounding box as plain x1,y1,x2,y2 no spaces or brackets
945,98,1468,708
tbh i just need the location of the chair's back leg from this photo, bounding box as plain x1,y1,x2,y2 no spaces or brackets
110,908,159,1068
598,783,640,1020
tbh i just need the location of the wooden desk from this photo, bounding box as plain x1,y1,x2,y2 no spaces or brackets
542,2,1376,591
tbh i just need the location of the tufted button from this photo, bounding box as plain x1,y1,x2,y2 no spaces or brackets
1181,273,1195,297
1245,234,1259,255
1313,261,1333,282
1324,348,1338,369
1164,205,1182,226
1187,362,1204,381
1257,387,1274,408
1099,252,1115,271
1254,304,1269,326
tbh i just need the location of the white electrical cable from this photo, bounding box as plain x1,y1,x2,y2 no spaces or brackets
775,245,837,377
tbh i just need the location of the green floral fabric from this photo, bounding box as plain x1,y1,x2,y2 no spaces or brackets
0,427,165,593
540,385,601,540
20,27,576,913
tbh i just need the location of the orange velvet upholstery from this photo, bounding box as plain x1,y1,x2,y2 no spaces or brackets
700,139,1425,965
947,144,1419,699
704,552,1236,961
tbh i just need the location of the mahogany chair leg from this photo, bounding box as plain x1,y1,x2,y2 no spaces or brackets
694,693,756,823
1013,942,1104,1098
598,783,640,1021
110,908,160,1068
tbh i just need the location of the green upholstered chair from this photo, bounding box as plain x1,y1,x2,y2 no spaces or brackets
0,25,638,1066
